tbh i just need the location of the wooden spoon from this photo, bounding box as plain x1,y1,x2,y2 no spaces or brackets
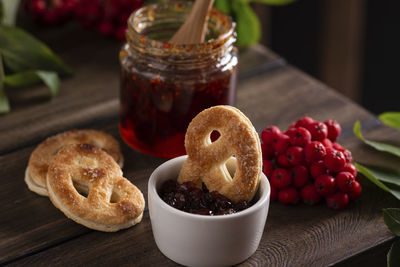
169,0,215,44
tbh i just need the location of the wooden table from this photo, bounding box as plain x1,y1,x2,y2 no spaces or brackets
1,26,399,266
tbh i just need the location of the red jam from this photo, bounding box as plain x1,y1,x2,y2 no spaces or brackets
119,69,237,158
159,180,251,216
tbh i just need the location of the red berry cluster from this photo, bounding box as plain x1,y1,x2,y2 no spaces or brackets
25,0,78,25
261,116,361,210
25,0,144,40
75,0,143,40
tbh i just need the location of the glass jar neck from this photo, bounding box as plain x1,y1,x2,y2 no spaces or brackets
125,2,236,70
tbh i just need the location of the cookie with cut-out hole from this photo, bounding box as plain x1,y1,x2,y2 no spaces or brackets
178,105,262,202
25,129,124,196
47,144,144,232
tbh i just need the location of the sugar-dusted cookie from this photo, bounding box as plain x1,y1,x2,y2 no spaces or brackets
178,105,262,202
25,129,124,196
47,144,144,232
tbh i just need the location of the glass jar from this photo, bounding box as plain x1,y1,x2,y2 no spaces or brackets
119,2,238,158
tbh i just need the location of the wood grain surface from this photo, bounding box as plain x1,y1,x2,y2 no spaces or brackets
0,26,398,266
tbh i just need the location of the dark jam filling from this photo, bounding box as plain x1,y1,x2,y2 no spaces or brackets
159,180,252,216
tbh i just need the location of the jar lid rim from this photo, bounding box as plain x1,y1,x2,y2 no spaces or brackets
127,1,236,54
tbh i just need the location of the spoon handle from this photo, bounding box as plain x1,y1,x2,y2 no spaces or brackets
169,0,215,44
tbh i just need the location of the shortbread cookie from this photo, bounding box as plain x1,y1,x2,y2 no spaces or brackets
47,144,144,232
178,105,262,202
25,129,124,196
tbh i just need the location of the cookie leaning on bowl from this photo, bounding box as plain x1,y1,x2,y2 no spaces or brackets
178,105,262,202
47,144,145,232
25,129,124,196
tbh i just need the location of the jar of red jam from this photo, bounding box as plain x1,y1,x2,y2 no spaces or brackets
119,2,238,158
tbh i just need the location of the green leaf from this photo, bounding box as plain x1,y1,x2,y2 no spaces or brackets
384,208,400,236
232,0,261,46
0,2,4,22
380,112,400,131
215,0,232,14
4,71,41,86
0,85,9,114
1,0,21,26
355,163,400,200
359,165,400,186
36,71,60,97
354,120,400,158
0,54,10,114
0,24,72,75
251,0,297,5
388,239,400,267
4,70,60,97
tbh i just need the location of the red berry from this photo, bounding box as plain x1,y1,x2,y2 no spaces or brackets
325,146,336,154
32,0,46,14
332,142,344,152
307,122,328,141
349,181,362,200
98,20,114,35
342,163,357,177
290,165,309,188
261,126,281,145
72,0,143,40
263,159,275,180
286,146,304,166
27,0,78,25
115,26,127,41
81,5,102,27
64,0,78,10
336,172,356,193
278,187,299,204
276,153,291,168
261,143,274,160
43,9,59,25
273,134,290,154
301,184,321,205
314,174,336,196
321,138,333,148
324,150,346,172
287,122,296,130
286,127,312,147
271,168,291,189
343,149,353,163
295,116,315,129
324,119,342,142
305,141,326,162
270,185,278,201
310,160,328,179
105,2,120,19
326,192,349,210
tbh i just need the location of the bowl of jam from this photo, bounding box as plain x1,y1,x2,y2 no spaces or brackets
148,156,270,266
159,179,254,216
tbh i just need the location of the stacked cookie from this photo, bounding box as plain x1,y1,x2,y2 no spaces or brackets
25,130,145,232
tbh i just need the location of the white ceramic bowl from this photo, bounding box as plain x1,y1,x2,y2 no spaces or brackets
148,156,270,267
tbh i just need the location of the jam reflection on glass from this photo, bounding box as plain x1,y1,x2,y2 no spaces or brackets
159,180,251,216
119,68,237,158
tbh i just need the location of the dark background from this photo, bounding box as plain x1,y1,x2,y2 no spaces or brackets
260,0,400,115
15,0,400,115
